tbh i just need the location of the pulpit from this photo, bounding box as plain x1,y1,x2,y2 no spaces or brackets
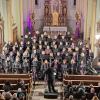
43,0,67,37
0,14,4,51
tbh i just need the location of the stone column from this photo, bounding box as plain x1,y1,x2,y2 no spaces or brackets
30,0,34,13
84,0,93,41
6,0,13,42
76,0,88,37
90,0,97,52
19,0,24,38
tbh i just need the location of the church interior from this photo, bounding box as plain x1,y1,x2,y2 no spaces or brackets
0,0,100,100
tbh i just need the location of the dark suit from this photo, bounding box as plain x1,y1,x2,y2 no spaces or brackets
45,67,56,92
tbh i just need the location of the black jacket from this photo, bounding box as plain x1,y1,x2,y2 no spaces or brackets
45,67,54,81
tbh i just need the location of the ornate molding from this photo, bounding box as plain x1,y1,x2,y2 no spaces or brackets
44,0,67,26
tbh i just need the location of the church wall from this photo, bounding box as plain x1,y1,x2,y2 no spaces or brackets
96,0,100,25
23,0,34,33
67,0,76,33
34,0,45,31
3,0,8,42
34,0,76,32
76,0,88,34
12,0,21,40
85,0,93,39
85,0,96,54
95,0,100,57
0,0,9,42
23,0,29,33
96,0,100,38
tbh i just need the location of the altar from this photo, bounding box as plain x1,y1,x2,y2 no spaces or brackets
43,26,67,37
43,0,67,37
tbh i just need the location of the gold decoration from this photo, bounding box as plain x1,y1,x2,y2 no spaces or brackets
52,11,59,26
30,12,35,26
75,11,81,21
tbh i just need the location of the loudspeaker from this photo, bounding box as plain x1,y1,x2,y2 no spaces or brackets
44,90,58,99
35,0,38,5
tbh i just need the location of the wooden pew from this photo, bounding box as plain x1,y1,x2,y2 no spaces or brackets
63,75,100,86
0,74,32,93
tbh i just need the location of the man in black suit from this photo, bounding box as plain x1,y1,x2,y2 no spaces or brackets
44,66,56,93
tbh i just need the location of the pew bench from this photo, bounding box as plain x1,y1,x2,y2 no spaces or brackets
63,75,100,86
0,83,29,92
0,74,32,93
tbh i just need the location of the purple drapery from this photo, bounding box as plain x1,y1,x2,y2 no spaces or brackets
27,14,35,36
75,20,81,38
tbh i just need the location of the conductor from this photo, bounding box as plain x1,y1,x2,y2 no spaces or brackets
44,65,57,93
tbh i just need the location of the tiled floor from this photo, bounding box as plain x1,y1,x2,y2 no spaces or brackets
32,82,63,100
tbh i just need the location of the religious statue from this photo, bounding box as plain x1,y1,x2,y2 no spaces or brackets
75,11,81,21
52,11,59,26
30,12,35,26
45,6,49,15
30,12,35,36
75,11,81,38
51,0,60,26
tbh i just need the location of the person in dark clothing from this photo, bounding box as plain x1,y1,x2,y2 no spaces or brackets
16,79,26,91
3,81,12,92
44,66,57,93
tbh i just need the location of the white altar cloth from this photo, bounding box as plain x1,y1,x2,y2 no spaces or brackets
43,26,67,32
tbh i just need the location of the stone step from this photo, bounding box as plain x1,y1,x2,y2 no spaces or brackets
33,91,44,96
33,90,63,96
32,96,61,100
32,86,63,100
33,81,63,86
